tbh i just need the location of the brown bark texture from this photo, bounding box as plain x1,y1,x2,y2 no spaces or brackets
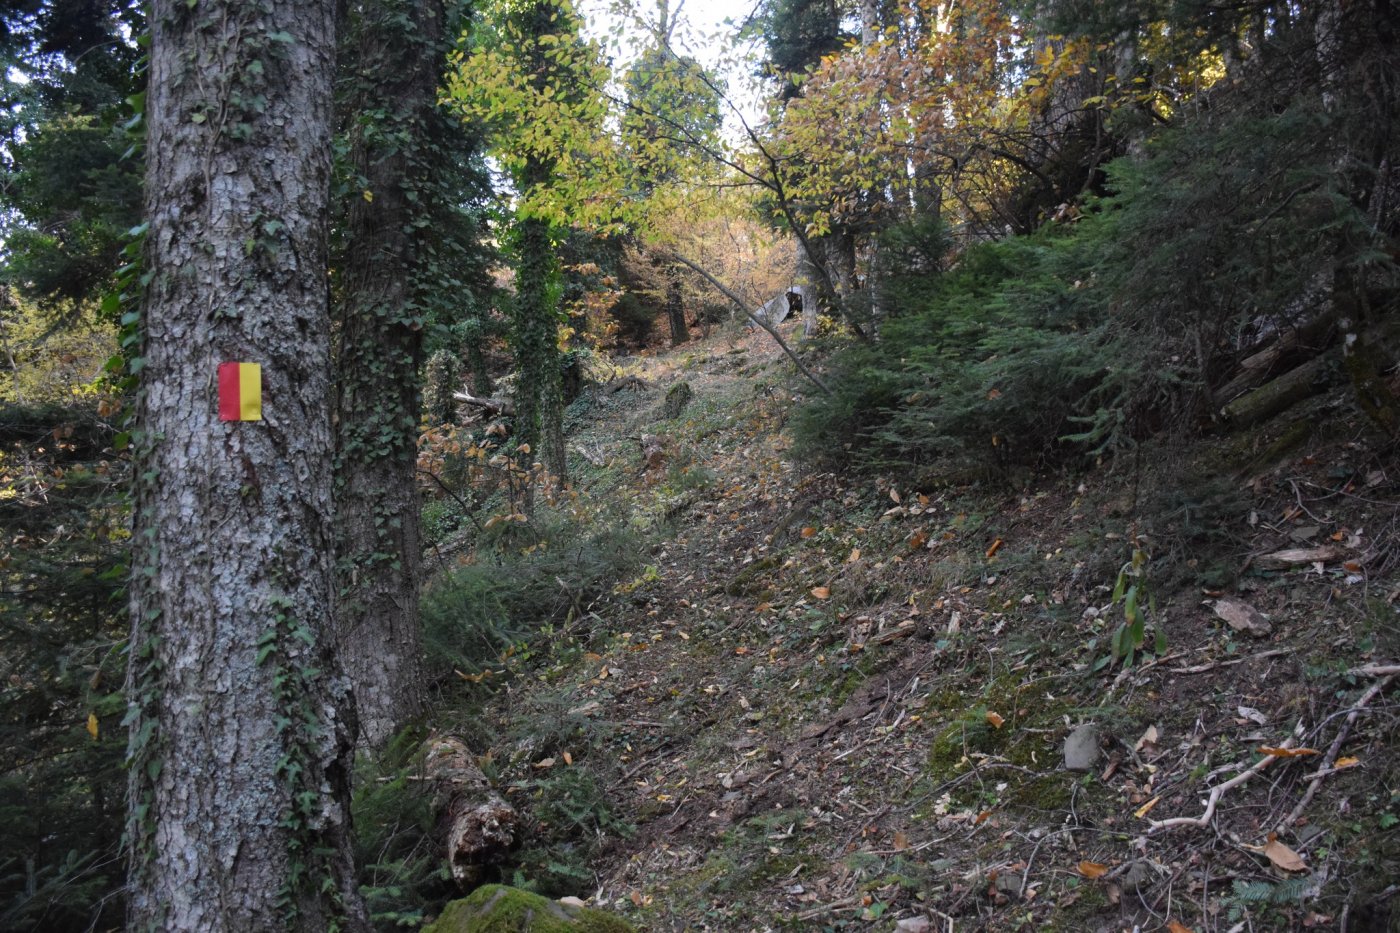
332,0,445,749
126,1,368,929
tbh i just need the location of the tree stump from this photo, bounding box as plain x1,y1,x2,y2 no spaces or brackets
661,381,693,420
639,434,667,474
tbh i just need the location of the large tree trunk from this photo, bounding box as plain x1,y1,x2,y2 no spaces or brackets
127,1,368,929
332,0,444,749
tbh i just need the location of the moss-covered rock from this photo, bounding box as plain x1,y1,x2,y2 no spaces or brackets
423,885,635,933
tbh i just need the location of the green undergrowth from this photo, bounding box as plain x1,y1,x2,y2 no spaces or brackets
421,508,653,678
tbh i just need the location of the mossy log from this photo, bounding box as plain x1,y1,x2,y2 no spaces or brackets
423,736,519,887
1220,351,1338,429
1213,312,1338,407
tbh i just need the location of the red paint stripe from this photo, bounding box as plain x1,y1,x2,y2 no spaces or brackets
218,362,242,421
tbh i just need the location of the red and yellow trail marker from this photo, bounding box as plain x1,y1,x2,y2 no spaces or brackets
218,362,262,421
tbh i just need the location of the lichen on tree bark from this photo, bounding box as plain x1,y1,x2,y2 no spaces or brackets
126,1,368,928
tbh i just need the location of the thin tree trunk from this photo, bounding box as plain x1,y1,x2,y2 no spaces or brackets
666,272,687,345
127,1,368,929
332,0,443,749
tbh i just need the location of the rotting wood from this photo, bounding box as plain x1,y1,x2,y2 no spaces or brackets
423,736,519,887
639,433,667,473
1170,647,1290,674
1254,545,1342,571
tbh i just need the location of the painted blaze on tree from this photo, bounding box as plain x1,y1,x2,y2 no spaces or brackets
126,1,368,930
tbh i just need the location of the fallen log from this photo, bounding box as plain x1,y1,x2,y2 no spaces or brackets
1214,313,1338,407
423,735,519,887
452,390,514,417
1220,351,1338,429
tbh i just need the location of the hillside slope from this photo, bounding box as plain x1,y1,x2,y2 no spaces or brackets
425,319,1400,932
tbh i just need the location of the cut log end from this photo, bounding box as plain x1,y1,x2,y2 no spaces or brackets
423,736,520,888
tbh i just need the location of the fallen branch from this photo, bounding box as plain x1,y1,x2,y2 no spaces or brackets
1148,736,1298,832
452,389,514,416
1170,647,1291,674
665,251,831,396
1348,663,1400,677
1278,674,1395,831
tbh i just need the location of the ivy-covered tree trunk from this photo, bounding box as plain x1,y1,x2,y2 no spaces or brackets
331,0,447,748
126,1,369,929
510,178,566,486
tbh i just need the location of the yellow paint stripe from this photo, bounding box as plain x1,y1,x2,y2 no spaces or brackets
239,363,262,421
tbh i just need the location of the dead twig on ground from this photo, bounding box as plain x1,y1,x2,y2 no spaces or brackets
1278,673,1396,831
1170,647,1291,674
1348,663,1400,677
1149,734,1299,832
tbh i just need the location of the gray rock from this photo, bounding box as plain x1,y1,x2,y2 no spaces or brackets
1064,723,1100,771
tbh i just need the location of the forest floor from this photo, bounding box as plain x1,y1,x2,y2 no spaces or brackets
427,318,1400,932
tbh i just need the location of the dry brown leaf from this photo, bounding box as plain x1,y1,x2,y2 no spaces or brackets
533,757,556,770
86,712,98,740
847,548,861,563
562,750,573,766
985,538,1004,558
985,711,1005,729
1134,795,1161,818
1077,861,1109,879
1135,725,1160,751
1262,837,1307,872
1334,756,1361,769
1167,921,1196,933
1259,746,1320,758
811,586,831,599
909,531,929,550
800,526,816,538
890,489,902,504
893,831,909,850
